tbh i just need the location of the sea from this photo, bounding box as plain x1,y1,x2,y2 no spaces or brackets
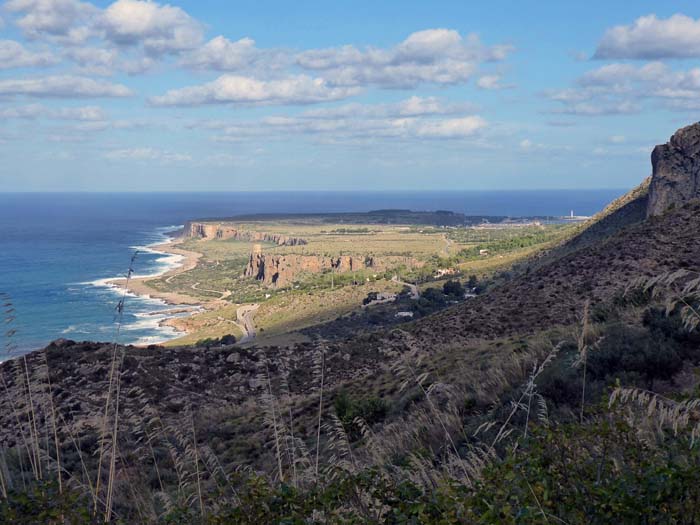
0,189,626,358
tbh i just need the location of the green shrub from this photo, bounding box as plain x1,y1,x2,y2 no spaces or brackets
333,390,389,438
588,324,682,388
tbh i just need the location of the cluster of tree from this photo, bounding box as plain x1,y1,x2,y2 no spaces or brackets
194,334,237,348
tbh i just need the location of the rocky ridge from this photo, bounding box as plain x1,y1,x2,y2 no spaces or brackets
244,252,385,287
648,122,700,217
185,221,307,246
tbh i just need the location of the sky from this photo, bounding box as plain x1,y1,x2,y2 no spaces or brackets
1,1,700,191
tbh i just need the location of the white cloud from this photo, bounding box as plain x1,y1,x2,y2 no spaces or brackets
409,116,486,138
181,36,257,69
63,47,118,70
295,28,513,88
181,36,286,72
149,74,360,106
301,96,473,119
7,0,202,57
608,135,626,144
546,62,700,114
205,99,487,143
0,39,57,68
5,0,99,44
519,138,572,154
476,74,510,90
519,139,534,150
100,0,203,55
577,62,666,87
0,103,106,120
595,14,700,59
549,101,640,116
0,75,132,98
104,147,192,162
62,46,155,75
519,139,550,152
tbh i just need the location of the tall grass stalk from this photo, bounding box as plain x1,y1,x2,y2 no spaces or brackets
190,407,204,519
576,301,591,424
95,251,137,520
313,343,326,484
43,355,61,494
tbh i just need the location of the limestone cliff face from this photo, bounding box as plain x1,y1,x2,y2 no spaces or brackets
647,122,700,217
244,253,383,287
185,222,307,246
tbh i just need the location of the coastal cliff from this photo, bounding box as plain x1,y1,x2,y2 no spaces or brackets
185,221,307,246
244,252,382,287
648,122,700,217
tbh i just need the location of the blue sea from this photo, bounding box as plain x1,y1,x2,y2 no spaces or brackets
0,190,626,357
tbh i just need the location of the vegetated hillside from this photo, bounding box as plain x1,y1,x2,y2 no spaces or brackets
2,125,700,523
410,196,696,342
562,176,650,251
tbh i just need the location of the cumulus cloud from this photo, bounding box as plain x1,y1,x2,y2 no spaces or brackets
180,36,287,72
100,0,203,55
546,62,700,115
0,75,132,98
62,46,154,75
0,103,106,120
181,36,257,69
149,74,360,106
0,39,57,68
595,14,700,59
104,147,192,162
7,0,203,57
5,0,99,44
295,28,513,89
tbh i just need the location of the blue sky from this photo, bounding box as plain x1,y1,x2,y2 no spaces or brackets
1,0,699,191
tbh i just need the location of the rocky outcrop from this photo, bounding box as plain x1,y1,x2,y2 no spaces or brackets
647,122,700,217
244,253,382,287
185,222,307,246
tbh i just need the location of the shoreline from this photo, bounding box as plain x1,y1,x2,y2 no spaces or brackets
107,235,209,345
109,238,204,306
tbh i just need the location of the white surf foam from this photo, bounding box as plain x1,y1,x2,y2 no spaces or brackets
71,224,193,346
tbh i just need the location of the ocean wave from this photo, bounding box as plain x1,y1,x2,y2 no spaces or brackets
69,224,191,346
122,316,165,331
61,324,93,335
131,330,179,346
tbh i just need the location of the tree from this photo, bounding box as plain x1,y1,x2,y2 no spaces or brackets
443,280,465,297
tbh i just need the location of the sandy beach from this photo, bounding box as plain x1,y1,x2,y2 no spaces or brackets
107,236,247,345
107,237,212,344
108,238,203,305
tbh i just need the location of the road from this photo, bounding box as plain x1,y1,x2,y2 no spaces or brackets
191,281,231,300
391,276,420,299
441,234,453,256
236,304,259,344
